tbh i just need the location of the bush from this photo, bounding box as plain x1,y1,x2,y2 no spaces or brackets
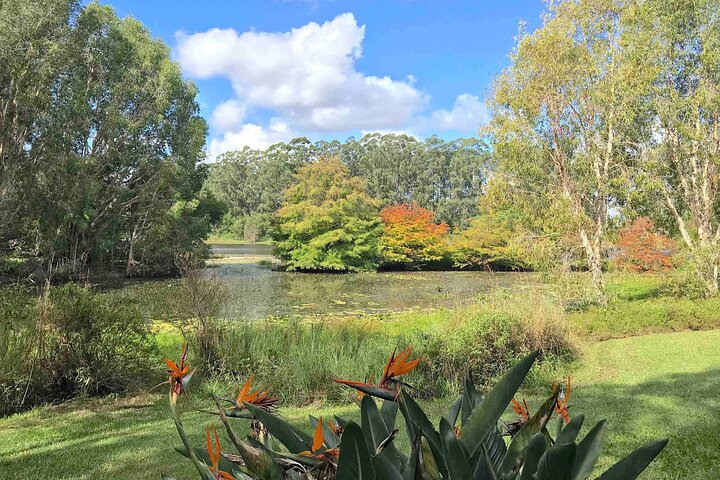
0,284,157,415
615,217,675,273
415,291,576,396
379,203,449,267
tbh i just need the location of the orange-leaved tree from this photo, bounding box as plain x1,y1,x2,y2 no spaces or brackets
616,217,675,272
379,203,449,265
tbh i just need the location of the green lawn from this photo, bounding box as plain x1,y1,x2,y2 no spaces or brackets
2,329,718,479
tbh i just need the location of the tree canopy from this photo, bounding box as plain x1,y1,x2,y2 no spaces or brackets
272,157,382,272
0,0,219,276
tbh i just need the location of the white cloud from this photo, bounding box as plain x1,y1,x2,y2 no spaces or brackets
176,13,428,156
208,119,293,158
176,15,487,157
210,99,247,131
427,94,489,132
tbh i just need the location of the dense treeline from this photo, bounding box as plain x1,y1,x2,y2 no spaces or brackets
0,1,221,278
207,134,490,238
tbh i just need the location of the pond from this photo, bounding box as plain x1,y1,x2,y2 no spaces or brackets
204,243,539,319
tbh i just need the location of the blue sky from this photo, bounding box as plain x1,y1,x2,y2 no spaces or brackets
98,0,545,157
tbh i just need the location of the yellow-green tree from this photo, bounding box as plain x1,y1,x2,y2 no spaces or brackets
273,157,382,272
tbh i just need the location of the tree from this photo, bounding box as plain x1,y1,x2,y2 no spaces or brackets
615,217,675,273
273,157,382,272
207,134,490,230
0,1,212,276
379,204,449,266
489,0,642,304
630,0,720,295
449,216,529,271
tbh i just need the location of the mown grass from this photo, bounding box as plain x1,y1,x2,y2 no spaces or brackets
569,273,720,339
1,330,718,479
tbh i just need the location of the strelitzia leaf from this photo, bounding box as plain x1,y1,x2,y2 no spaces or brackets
572,420,607,480
502,388,558,472
520,433,547,480
398,391,447,477
557,414,585,445
243,402,312,454
420,436,442,480
536,443,577,480
444,395,463,427
439,418,473,480
461,351,538,458
336,421,378,480
596,439,668,480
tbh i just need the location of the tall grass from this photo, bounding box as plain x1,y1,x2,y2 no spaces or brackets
197,290,577,405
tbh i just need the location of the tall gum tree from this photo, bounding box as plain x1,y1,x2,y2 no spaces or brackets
488,0,642,304
631,0,720,296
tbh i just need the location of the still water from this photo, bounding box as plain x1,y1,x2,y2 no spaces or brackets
208,243,537,319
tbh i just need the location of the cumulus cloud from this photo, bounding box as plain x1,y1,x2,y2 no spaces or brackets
210,100,247,131
208,118,293,158
176,14,488,157
176,13,426,137
427,94,489,132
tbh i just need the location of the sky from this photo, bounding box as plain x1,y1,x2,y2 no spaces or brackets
96,0,546,158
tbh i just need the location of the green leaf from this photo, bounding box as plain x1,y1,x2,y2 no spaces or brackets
398,391,447,477
380,399,399,432
444,395,463,427
461,374,483,425
501,381,557,472
472,426,507,480
557,414,585,445
439,418,473,480
372,451,403,480
596,439,668,480
572,420,607,480
361,396,405,467
461,351,538,458
243,402,312,454
420,436,442,480
336,421,378,480
536,443,577,480
402,434,422,480
520,433,547,480
232,438,284,480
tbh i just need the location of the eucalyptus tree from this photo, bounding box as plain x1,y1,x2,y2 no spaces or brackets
0,1,214,275
630,0,720,296
0,0,76,246
488,0,643,304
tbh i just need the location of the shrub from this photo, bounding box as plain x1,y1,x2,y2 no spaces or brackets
379,203,449,266
615,217,675,273
0,283,157,415
164,347,666,480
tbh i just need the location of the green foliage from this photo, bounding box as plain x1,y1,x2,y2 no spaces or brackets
189,290,575,405
0,0,212,277
0,284,157,415
273,157,382,272
449,216,529,270
206,135,490,228
168,350,666,479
